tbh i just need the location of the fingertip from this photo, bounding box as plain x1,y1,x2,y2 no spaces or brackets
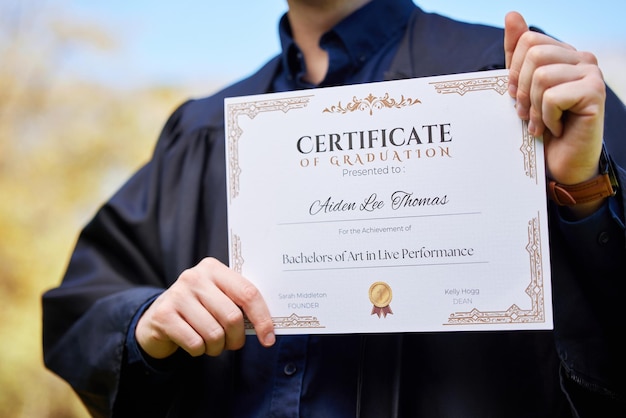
505,11,521,23
252,315,276,347
261,330,276,347
506,12,528,32
508,82,517,98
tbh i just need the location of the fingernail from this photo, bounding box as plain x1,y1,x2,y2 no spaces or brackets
264,331,276,347
528,120,536,136
515,102,528,119
508,83,517,97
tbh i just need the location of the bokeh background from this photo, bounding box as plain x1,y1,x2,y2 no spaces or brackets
2,0,624,416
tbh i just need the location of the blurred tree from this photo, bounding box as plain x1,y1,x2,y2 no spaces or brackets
0,1,186,416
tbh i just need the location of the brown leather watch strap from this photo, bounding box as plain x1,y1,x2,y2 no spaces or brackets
548,173,615,206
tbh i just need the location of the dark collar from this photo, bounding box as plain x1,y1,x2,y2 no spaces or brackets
278,0,417,87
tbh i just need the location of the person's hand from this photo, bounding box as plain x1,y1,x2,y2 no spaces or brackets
135,257,275,359
504,11,607,217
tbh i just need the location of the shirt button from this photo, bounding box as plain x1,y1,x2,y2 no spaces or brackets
283,363,297,376
598,231,610,245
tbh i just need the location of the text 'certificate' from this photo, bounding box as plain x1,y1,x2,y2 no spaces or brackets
225,69,552,334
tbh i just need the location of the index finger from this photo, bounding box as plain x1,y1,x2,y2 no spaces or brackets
211,260,276,347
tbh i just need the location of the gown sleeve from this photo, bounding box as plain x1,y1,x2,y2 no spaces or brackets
41,99,222,417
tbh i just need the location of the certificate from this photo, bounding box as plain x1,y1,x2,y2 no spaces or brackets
225,69,553,334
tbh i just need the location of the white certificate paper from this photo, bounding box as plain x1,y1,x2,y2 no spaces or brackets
225,69,552,334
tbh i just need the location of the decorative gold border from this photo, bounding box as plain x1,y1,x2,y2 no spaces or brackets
226,96,313,200
231,233,325,330
322,93,420,116
245,313,325,330
429,74,538,183
520,120,538,183
446,213,546,325
230,231,245,274
429,74,508,96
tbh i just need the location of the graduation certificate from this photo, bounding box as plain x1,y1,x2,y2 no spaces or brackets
225,69,553,334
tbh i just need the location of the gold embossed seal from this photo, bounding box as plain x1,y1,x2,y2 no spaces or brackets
369,281,393,318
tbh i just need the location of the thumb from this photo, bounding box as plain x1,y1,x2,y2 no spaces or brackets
504,11,529,68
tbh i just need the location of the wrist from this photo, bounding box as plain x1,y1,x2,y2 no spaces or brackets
547,144,618,212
